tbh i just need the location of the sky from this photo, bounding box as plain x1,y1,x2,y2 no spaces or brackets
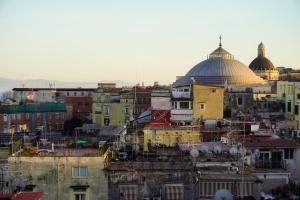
0,0,300,86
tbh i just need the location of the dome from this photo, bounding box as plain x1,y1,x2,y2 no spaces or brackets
249,42,275,71
174,43,265,87
249,56,275,70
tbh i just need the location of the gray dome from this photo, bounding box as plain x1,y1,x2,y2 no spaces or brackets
174,46,265,87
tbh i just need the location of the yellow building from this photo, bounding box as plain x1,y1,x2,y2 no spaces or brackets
193,84,224,120
143,125,201,151
277,81,300,129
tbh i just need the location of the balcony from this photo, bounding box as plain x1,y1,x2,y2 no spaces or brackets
171,109,193,122
255,159,284,169
172,91,191,99
171,109,193,115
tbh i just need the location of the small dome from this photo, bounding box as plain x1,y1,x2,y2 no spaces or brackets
249,56,275,71
249,42,275,71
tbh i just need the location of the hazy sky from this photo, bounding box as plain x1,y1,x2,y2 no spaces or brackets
0,0,300,85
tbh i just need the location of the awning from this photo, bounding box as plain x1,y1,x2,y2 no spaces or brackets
165,184,184,200
119,185,138,200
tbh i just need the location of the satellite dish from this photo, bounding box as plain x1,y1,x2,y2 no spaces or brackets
190,148,199,158
229,147,238,155
214,189,233,200
213,145,222,154
200,145,209,153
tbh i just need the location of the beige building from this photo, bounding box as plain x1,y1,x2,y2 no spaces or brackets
8,156,107,200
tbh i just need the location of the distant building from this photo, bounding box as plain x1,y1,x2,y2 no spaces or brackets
0,103,66,133
12,88,94,120
7,156,107,200
277,67,300,81
65,96,92,120
249,42,279,81
277,81,300,129
132,86,152,117
92,87,133,127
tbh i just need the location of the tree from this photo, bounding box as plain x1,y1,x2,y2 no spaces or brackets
0,90,13,101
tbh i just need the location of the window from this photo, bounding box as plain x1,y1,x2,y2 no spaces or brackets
17,114,21,120
237,97,243,106
104,106,109,115
72,166,88,177
81,92,84,96
211,89,216,93
125,107,129,115
67,92,69,96
179,101,189,109
287,102,292,112
74,92,77,96
298,94,300,99
200,103,205,109
284,149,294,159
282,93,286,98
3,114,8,122
104,118,110,126
295,105,299,115
75,193,86,200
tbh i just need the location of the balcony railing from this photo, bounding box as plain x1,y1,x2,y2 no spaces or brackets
172,91,191,98
255,159,284,169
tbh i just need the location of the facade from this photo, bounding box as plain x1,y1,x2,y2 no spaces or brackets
249,42,279,81
277,81,300,129
92,88,134,127
170,84,224,125
143,125,201,151
151,88,172,110
132,86,152,117
0,103,66,133
245,138,298,192
193,84,224,120
7,156,107,200
171,85,193,125
65,96,92,120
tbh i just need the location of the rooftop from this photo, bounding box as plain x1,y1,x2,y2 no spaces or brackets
245,138,298,149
